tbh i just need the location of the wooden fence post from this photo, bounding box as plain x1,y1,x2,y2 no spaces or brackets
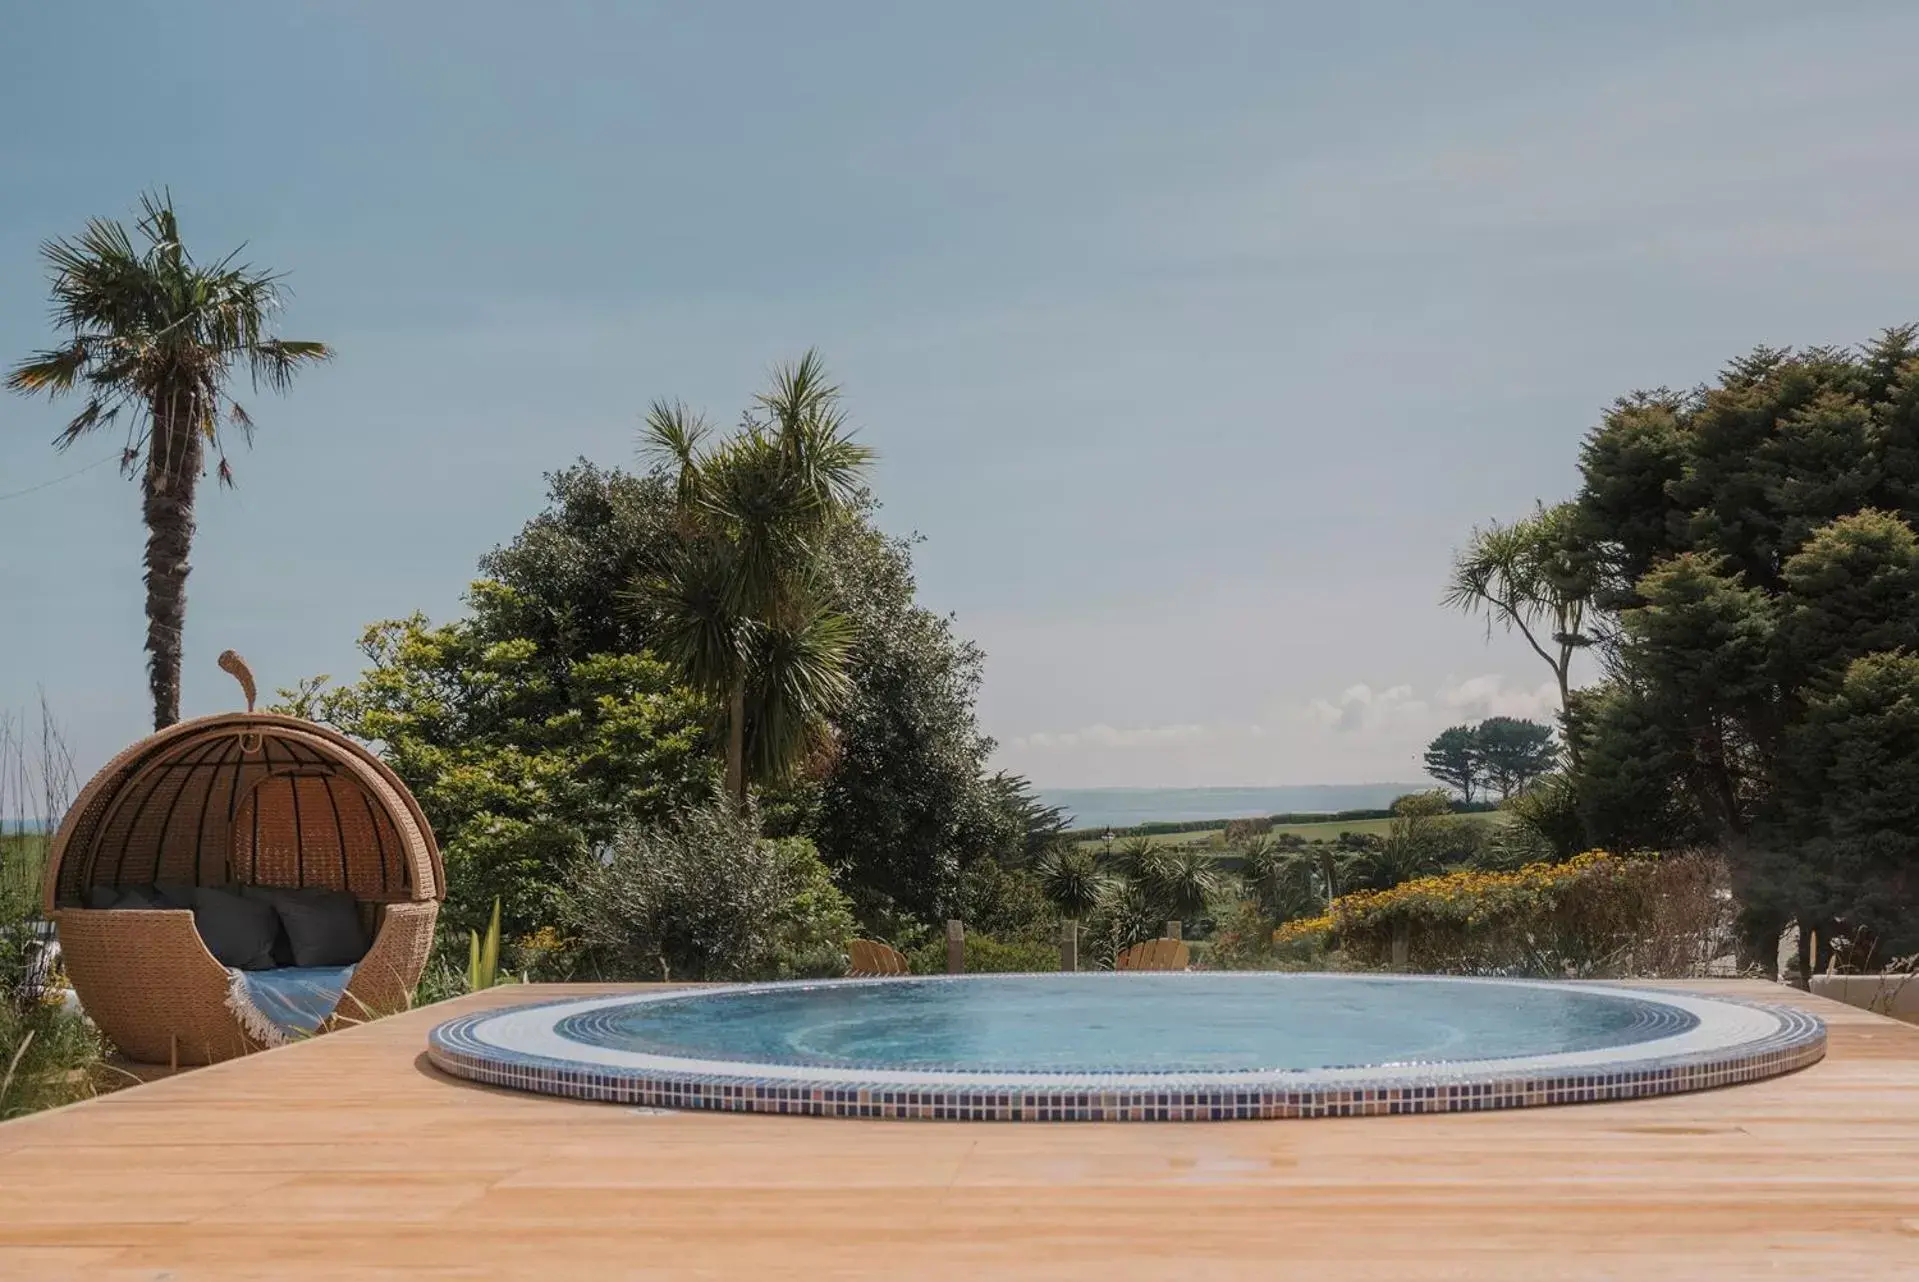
1060,918,1078,972
946,919,965,974
1166,920,1182,941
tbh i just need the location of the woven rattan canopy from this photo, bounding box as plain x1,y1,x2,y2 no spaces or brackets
44,705,443,914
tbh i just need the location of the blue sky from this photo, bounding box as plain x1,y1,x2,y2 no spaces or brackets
4,2,1919,788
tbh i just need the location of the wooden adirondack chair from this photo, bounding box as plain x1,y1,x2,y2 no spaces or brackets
847,938,909,976
1114,937,1191,971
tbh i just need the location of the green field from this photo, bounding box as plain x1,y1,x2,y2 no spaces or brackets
1074,811,1507,851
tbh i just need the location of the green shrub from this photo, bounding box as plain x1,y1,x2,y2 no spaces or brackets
561,796,855,982
0,1000,113,1121
1206,900,1281,970
1279,850,1735,978
907,932,1059,974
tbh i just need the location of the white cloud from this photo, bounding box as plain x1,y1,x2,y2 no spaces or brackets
1304,682,1428,735
1013,722,1214,751
996,674,1563,787
1433,674,1560,724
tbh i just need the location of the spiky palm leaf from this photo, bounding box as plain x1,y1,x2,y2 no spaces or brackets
1037,845,1105,920
744,587,856,784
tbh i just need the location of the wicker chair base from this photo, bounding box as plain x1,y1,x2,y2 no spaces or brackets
55,902,438,1066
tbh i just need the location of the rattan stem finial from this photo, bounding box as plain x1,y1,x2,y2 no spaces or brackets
217,650,257,712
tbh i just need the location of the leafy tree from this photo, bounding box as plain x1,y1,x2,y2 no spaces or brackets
1443,502,1595,756
560,794,854,982
986,773,1069,867
1422,725,1483,801
630,353,872,802
1551,328,1919,969
285,590,712,946
1221,817,1273,843
7,192,330,728
1770,652,1919,958
1774,509,1919,696
795,515,1017,919
1472,717,1559,800
400,458,1016,927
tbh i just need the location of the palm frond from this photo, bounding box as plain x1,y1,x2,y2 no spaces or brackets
744,595,856,783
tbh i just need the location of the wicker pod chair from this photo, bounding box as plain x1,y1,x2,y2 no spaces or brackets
43,652,444,1066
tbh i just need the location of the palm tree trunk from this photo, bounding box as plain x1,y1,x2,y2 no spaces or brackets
724,680,747,804
1556,660,1582,770
141,395,202,730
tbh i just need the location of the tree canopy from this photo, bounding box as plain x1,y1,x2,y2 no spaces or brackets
299,451,1030,945
1486,325,1919,963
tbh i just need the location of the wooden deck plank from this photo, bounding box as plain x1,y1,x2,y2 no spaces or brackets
1,980,1915,1279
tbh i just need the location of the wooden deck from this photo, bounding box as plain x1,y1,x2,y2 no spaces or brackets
1,979,1916,1280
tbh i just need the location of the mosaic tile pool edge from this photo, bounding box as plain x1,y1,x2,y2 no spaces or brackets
424,996,1827,1123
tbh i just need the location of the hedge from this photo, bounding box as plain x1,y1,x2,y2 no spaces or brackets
1273,851,1734,978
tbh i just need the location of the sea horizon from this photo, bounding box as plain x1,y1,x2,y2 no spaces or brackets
1037,784,1429,831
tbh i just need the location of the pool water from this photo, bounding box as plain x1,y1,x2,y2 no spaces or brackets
554,974,1694,1073
427,973,1826,1122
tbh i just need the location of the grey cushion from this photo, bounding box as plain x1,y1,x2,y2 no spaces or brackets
192,886,281,970
243,885,368,968
152,883,198,910
85,884,163,910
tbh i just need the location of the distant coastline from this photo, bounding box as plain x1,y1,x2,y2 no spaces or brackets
1036,785,1429,832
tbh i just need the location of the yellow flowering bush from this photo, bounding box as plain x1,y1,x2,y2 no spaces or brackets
1272,914,1333,947
1272,851,1733,977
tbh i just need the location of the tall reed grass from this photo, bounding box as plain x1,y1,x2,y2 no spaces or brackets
0,697,114,1121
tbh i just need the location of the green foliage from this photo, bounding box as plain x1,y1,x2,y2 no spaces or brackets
0,1000,112,1122
471,460,1015,928
1036,846,1105,921
1221,817,1272,843
467,899,507,991
1471,718,1559,799
1079,880,1164,968
1770,653,1919,955
1206,899,1295,970
906,932,1059,974
288,601,713,946
986,773,1070,866
6,192,331,730
1234,837,1324,923
1443,501,1596,741
1422,725,1482,802
797,515,1017,919
1497,772,1588,864
1517,325,1919,957
1319,852,1735,978
951,858,1057,944
560,796,855,982
628,354,872,800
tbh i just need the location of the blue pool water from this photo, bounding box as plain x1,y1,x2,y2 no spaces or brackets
551,974,1698,1074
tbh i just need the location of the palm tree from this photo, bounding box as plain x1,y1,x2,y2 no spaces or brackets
6,192,330,729
630,351,872,802
1037,844,1105,971
1236,836,1321,922
1150,849,1223,926
1443,501,1594,765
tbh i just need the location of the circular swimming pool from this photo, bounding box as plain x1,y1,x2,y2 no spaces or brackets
426,974,1824,1121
